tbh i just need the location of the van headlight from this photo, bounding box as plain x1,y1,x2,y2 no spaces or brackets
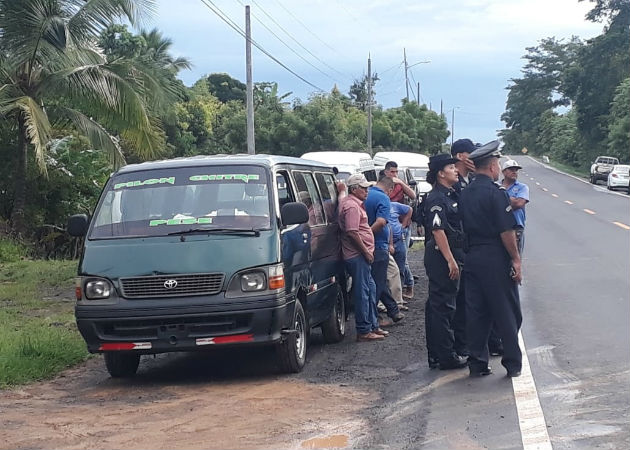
240,272,266,291
84,279,113,299
226,264,285,298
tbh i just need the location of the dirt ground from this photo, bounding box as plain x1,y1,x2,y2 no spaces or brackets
0,246,430,450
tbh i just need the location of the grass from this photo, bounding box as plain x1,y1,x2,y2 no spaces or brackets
0,259,89,388
534,156,589,179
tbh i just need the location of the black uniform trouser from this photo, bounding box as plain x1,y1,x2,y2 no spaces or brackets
424,244,462,363
465,245,522,373
452,268,467,354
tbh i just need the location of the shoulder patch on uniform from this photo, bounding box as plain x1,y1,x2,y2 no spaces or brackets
432,212,441,227
506,205,513,212
430,205,442,212
499,186,506,190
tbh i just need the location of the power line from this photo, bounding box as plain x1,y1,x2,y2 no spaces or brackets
250,0,351,82
272,0,346,59
235,0,338,84
199,0,325,92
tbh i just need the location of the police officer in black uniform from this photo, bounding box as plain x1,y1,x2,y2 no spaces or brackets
423,154,468,370
459,141,523,377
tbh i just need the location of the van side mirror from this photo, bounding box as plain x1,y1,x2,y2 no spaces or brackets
67,214,89,237
408,178,417,187
281,202,309,226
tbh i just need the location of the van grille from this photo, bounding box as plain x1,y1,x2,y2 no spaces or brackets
119,273,225,298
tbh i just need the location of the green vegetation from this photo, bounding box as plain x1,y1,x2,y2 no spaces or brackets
0,259,87,388
501,0,630,170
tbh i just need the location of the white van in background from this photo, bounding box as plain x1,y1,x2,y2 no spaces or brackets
301,151,378,182
372,151,431,194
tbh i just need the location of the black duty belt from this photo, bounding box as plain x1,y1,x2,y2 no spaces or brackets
468,237,502,247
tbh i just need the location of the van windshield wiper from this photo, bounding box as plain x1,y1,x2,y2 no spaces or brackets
167,227,260,237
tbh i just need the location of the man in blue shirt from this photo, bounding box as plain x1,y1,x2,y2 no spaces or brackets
390,201,413,297
365,176,404,324
501,159,530,253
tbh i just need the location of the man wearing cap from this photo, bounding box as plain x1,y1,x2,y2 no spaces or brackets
449,138,477,358
459,140,523,378
501,159,529,254
422,153,468,370
451,138,477,194
365,175,405,325
338,174,387,342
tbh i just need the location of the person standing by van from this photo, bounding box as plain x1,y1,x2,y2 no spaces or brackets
338,174,387,341
384,161,416,299
365,175,405,325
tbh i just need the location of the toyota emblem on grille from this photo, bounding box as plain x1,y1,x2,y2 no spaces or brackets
164,279,178,289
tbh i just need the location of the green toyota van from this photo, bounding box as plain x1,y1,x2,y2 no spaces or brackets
68,154,346,377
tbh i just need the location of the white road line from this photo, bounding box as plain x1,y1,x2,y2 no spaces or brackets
535,182,540,186
530,178,535,181
551,194,558,198
513,331,553,450
542,188,548,192
564,200,574,205
583,209,596,215
613,221,630,230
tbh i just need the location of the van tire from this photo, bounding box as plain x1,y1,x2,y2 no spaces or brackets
104,352,140,378
321,286,346,344
276,301,307,373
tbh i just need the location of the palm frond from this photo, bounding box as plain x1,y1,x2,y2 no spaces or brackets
67,0,157,43
14,96,52,173
51,106,126,168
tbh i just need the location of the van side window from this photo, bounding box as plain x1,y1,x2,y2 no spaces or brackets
315,172,338,223
276,172,295,208
293,171,325,226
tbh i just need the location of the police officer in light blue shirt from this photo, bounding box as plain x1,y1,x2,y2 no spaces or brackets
501,159,529,253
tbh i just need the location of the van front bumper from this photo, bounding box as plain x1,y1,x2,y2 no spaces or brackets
75,294,296,354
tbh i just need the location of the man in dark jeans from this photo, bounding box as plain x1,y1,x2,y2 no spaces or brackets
365,175,405,326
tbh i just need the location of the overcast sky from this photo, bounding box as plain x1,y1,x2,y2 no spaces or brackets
151,0,603,147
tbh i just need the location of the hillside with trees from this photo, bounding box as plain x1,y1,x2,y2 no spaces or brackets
500,0,630,169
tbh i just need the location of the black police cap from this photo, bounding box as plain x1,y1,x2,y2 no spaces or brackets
451,138,475,156
468,140,502,162
428,153,458,172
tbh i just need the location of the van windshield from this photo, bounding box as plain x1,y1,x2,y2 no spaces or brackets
409,168,429,180
90,165,271,239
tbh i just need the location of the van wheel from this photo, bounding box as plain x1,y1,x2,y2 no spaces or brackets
590,174,596,184
321,286,346,344
276,301,307,373
104,352,140,378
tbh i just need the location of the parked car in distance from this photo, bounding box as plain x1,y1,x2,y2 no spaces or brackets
590,156,620,184
67,154,347,378
606,164,630,191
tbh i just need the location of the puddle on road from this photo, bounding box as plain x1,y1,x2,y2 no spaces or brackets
301,434,349,449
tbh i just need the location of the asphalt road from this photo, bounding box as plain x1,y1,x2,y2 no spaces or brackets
517,156,630,449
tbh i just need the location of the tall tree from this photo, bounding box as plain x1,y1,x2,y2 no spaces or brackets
0,0,163,234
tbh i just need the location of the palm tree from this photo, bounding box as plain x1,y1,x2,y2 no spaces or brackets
0,0,164,234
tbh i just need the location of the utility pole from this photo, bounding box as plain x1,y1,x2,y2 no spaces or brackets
404,48,409,102
245,5,255,155
440,99,443,116
451,108,455,146
417,81,420,104
367,54,372,155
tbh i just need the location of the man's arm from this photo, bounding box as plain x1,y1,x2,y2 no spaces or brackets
371,216,387,233
347,230,373,263
500,229,522,283
393,177,416,200
400,207,413,228
509,197,527,209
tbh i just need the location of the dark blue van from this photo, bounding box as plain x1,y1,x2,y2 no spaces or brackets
68,154,346,377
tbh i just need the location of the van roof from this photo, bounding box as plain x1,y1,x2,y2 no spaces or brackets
301,151,375,173
115,153,332,175
373,151,429,168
